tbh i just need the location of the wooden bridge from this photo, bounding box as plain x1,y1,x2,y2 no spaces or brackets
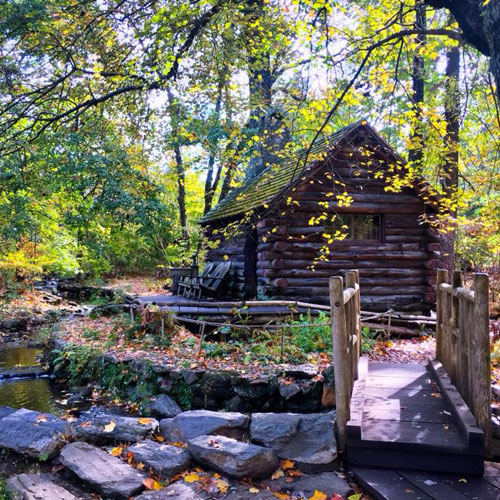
330,270,499,499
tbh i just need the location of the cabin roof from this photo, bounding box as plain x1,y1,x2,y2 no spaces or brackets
201,120,404,223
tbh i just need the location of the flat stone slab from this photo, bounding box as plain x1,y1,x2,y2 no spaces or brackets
134,483,206,499
126,440,191,479
263,471,353,498
0,408,71,459
160,410,249,443
75,412,159,444
250,411,337,471
59,441,146,499
6,473,79,500
187,435,278,479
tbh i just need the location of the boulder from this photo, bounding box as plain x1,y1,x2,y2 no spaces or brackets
223,483,278,499
59,441,146,499
0,408,71,459
125,440,191,479
250,412,337,471
160,410,249,443
0,406,17,419
75,412,159,444
278,381,300,400
187,435,278,479
285,364,318,379
152,395,182,418
263,471,353,499
134,482,205,499
233,374,278,400
6,473,79,500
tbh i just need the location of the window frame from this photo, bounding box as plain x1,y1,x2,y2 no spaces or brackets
325,213,384,245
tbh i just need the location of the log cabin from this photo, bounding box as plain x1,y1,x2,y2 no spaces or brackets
200,121,447,312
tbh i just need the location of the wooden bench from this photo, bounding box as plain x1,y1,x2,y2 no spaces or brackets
178,261,231,299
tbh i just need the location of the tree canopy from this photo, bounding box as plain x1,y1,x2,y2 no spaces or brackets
0,0,498,285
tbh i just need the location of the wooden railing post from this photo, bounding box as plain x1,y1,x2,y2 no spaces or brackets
436,269,448,363
472,273,492,455
330,276,349,451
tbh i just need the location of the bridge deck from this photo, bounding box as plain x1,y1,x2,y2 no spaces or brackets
347,359,484,475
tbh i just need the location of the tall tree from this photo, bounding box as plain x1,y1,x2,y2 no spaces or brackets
408,0,427,170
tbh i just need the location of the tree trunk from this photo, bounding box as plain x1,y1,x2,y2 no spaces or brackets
408,0,426,170
167,88,189,239
425,0,500,101
204,74,224,214
442,43,460,194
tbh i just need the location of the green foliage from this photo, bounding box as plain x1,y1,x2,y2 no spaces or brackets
361,327,378,353
52,344,102,386
0,480,10,500
288,312,331,353
170,379,192,410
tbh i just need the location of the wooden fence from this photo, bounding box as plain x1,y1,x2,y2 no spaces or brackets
436,269,491,453
329,270,362,450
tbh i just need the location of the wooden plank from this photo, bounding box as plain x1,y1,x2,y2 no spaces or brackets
361,419,464,446
365,374,434,390
398,470,469,499
363,407,455,425
350,467,434,500
368,363,427,377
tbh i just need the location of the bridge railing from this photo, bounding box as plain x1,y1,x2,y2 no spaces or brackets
329,270,362,450
436,269,491,453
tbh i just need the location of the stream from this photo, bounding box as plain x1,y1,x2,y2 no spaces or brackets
0,345,66,416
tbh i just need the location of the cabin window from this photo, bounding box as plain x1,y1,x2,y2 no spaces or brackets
327,214,382,242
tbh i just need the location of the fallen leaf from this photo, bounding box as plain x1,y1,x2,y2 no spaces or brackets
156,435,165,443
459,478,468,483
80,422,91,427
103,421,116,433
271,469,285,480
138,418,153,425
431,392,442,398
309,490,327,500
209,439,220,448
273,493,290,500
287,470,302,477
348,494,361,500
35,414,48,423
281,459,295,470
216,479,229,493
184,473,200,482
249,487,260,493
136,462,145,470
143,478,163,490
110,446,123,457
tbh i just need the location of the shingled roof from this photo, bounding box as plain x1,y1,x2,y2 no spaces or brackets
201,120,402,223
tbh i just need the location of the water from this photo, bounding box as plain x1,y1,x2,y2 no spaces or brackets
0,345,65,415
0,378,65,415
0,346,42,369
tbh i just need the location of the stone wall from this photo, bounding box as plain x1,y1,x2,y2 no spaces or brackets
49,340,336,413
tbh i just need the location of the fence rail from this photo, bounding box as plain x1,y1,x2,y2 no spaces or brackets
436,269,491,454
329,270,362,450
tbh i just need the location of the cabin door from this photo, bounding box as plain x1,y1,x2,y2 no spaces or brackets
243,228,258,299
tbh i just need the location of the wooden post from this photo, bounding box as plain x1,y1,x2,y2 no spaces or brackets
436,269,448,363
330,276,349,452
472,273,492,456
345,271,359,380
448,270,461,384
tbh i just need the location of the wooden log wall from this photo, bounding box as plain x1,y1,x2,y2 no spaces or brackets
204,223,249,299
255,153,445,311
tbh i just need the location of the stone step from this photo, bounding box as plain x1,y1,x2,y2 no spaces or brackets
187,434,278,479
59,441,147,499
6,473,79,500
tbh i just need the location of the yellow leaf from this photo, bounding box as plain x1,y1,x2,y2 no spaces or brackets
273,493,290,499
183,473,200,482
138,418,153,426
216,479,229,493
143,478,163,490
281,459,295,470
249,486,260,493
156,435,165,443
309,491,327,500
271,469,285,480
103,421,116,432
110,446,123,456
136,462,145,470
